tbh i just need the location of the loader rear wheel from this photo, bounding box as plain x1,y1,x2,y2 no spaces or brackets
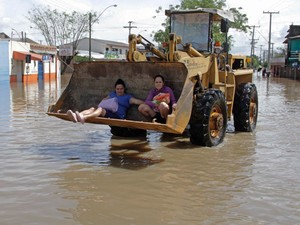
189,89,227,147
110,126,147,137
233,83,258,132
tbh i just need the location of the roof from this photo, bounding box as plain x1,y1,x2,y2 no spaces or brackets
290,35,300,40
9,38,38,44
64,37,129,48
283,35,300,44
90,38,128,47
165,8,234,22
13,51,43,61
0,32,10,39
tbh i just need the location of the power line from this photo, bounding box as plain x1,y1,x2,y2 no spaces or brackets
123,21,137,36
43,0,71,12
256,29,269,43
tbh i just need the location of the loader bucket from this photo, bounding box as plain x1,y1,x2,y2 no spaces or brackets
47,60,194,134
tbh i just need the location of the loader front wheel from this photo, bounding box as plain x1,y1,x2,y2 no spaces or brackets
189,89,227,147
233,83,258,132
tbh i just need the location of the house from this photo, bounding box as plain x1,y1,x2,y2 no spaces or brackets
270,57,285,76
62,37,129,60
270,25,300,79
283,25,300,66
0,32,60,82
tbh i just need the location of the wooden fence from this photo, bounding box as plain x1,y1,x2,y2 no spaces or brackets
275,66,300,80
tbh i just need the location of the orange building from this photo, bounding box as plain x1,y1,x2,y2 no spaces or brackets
0,34,60,83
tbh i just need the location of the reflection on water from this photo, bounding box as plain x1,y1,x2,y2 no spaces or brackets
110,137,165,170
51,131,257,225
0,81,10,133
1,75,300,225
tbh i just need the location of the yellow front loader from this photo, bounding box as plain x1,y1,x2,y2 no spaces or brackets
47,8,258,147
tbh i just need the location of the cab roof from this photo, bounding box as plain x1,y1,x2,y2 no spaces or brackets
165,8,234,22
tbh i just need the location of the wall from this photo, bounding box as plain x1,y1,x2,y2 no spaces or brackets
0,40,10,81
288,38,300,65
278,66,300,79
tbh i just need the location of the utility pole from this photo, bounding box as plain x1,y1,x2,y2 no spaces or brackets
263,11,279,75
263,50,268,63
259,44,263,64
89,12,92,61
123,21,137,36
249,25,260,68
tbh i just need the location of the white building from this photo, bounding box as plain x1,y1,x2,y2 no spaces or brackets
66,37,129,60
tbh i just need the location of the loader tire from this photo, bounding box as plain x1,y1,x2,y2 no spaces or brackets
110,126,147,137
233,83,258,132
189,89,227,147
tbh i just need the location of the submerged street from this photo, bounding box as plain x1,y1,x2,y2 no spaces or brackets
0,73,300,225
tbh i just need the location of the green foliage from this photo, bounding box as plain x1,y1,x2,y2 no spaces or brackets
73,55,92,63
274,47,286,57
153,0,250,52
152,5,179,45
251,55,261,68
228,7,249,32
180,0,226,9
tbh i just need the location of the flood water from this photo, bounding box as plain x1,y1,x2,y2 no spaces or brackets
1,73,300,225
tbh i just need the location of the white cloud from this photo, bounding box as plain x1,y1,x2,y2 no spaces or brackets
226,0,300,54
0,0,175,44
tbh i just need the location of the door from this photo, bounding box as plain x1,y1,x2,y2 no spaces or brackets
38,61,44,80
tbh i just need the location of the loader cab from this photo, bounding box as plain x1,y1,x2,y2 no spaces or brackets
166,8,234,54
169,11,212,53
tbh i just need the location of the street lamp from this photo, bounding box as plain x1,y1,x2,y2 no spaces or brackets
11,28,24,41
89,4,117,61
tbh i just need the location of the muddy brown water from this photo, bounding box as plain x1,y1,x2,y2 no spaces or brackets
0,73,300,225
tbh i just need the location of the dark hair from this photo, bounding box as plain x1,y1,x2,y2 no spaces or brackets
115,78,126,88
154,74,165,83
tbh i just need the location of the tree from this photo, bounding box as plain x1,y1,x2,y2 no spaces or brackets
27,5,99,74
273,47,286,58
251,55,261,68
180,0,226,9
153,0,250,52
152,5,178,46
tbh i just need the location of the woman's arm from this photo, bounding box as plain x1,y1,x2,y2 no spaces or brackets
166,86,177,105
129,97,144,105
144,89,156,108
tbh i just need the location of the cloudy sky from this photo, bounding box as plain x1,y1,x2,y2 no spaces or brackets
0,0,299,55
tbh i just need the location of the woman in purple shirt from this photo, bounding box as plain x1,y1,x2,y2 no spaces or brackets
138,75,177,123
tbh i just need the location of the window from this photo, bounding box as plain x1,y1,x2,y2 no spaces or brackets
171,12,210,52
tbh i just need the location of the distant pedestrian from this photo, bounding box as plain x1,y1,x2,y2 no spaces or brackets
262,67,266,76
